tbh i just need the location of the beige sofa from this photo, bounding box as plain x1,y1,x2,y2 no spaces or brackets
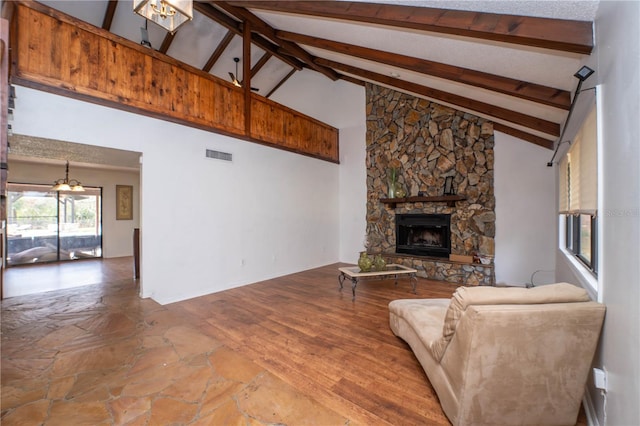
389,283,605,426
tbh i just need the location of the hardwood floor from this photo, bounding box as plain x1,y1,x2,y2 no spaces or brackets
169,264,458,425
1,260,588,425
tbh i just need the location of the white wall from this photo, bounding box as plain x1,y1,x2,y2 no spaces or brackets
272,70,368,264
555,2,640,424
494,132,556,286
270,70,365,129
8,161,140,258
338,124,367,264
12,87,343,304
592,2,640,424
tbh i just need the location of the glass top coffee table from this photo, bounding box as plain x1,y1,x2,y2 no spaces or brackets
338,264,418,301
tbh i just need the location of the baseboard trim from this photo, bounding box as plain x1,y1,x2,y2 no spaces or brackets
583,386,600,426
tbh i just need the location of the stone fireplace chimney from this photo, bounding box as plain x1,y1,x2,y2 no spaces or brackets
365,83,495,285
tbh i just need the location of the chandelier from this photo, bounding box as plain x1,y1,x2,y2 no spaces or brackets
52,161,84,192
133,0,193,34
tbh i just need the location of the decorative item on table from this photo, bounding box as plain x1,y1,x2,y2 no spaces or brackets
443,176,456,195
358,251,373,272
373,254,387,271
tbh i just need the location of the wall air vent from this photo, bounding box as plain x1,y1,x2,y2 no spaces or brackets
206,149,232,162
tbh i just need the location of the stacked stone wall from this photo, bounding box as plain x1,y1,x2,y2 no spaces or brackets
365,83,495,285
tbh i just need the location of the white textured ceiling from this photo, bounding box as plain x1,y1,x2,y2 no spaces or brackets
355,1,599,21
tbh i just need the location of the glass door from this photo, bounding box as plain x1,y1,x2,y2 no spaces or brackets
6,183,102,266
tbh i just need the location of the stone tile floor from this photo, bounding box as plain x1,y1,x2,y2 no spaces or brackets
1,277,348,425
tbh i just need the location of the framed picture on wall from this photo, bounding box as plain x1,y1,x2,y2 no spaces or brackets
116,185,133,220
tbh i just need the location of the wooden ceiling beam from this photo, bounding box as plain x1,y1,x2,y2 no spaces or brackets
194,2,304,71
251,52,271,78
233,1,593,54
202,30,234,73
315,57,560,137
243,19,252,134
158,32,176,54
278,30,571,110
1,19,8,207
101,0,117,31
493,123,553,150
214,2,340,81
339,74,366,87
195,2,241,32
266,68,296,98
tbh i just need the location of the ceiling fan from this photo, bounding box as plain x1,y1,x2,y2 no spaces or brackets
229,57,259,92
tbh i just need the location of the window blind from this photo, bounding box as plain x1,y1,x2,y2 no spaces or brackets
559,105,597,215
559,155,569,212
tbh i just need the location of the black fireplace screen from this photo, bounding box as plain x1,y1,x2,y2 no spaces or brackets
396,214,451,258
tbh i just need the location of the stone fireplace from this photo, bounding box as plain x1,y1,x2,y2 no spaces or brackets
366,83,495,285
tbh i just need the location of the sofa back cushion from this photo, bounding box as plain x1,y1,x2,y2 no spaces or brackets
428,283,591,361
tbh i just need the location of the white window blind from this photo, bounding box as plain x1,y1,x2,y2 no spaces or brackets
559,105,597,214
559,155,569,212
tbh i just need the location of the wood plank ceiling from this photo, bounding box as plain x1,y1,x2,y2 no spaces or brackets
33,0,598,149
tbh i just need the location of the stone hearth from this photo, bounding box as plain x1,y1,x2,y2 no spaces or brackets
365,83,495,285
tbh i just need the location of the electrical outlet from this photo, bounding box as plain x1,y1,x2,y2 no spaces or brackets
593,367,607,391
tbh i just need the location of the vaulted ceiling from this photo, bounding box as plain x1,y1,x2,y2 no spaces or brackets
35,0,599,149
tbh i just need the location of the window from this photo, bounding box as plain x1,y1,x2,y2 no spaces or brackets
6,183,103,266
578,214,594,265
559,105,598,275
564,213,597,272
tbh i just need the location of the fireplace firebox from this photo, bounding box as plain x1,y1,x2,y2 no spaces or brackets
396,214,451,258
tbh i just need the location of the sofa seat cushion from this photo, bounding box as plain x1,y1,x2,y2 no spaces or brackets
429,282,591,361
389,298,449,349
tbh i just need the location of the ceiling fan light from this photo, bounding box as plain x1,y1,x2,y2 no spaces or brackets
133,0,193,33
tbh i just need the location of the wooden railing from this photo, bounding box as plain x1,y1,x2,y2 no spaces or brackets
9,2,339,163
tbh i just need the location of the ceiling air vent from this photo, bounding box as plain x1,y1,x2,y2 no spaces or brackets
206,149,232,162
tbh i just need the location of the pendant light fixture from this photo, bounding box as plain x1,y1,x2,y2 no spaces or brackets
52,161,84,192
133,0,193,34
